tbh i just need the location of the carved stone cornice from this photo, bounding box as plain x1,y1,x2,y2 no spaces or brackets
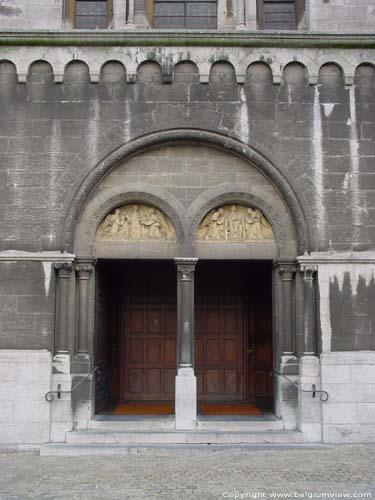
54,262,72,279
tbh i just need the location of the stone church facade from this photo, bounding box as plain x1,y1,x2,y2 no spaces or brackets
0,0,375,447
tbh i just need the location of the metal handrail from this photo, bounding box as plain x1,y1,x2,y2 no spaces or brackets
45,366,99,402
273,367,329,402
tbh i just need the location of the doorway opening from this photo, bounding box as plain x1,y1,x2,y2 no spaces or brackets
94,259,273,415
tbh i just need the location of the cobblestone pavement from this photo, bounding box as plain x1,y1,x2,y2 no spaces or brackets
0,444,374,500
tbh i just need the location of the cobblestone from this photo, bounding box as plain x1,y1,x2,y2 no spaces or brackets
0,444,374,500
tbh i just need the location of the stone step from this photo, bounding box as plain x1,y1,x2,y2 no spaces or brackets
40,439,314,457
88,417,283,432
65,429,306,446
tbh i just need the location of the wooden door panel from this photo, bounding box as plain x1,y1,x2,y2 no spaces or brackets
147,309,161,334
206,339,221,364
195,339,203,364
206,308,221,334
164,338,176,365
164,369,176,394
130,309,144,332
146,368,161,394
129,338,143,363
195,308,203,336
223,339,237,363
146,339,161,363
164,309,177,333
223,309,237,335
128,369,143,393
224,369,237,394
195,274,244,401
206,370,221,393
122,271,177,401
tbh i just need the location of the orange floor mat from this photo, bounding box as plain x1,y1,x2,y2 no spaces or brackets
199,403,262,415
113,402,174,415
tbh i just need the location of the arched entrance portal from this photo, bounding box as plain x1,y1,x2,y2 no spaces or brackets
69,134,308,430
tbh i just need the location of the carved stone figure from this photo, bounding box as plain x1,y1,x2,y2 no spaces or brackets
196,204,274,242
96,204,175,241
200,208,225,240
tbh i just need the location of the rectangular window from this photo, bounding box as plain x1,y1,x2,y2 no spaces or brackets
153,0,217,29
262,0,296,30
75,0,108,29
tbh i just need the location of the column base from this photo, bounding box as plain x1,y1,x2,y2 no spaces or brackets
275,355,298,430
175,367,197,430
298,355,322,442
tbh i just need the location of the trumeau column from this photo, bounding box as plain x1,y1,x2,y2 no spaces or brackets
54,263,73,354
75,259,96,360
174,257,198,430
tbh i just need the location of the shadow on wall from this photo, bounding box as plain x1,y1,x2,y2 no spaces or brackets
330,272,375,351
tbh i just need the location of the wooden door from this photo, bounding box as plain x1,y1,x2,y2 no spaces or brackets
121,272,177,401
195,274,244,401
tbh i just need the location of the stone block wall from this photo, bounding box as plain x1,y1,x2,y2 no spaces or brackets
321,352,375,443
0,1,63,29
309,0,375,32
0,349,52,444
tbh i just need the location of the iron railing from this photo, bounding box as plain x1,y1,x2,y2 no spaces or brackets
45,366,99,402
273,367,329,402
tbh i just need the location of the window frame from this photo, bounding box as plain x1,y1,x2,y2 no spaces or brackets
257,0,305,30
65,0,114,29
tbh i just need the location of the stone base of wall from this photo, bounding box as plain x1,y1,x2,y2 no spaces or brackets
0,350,52,444
321,351,375,443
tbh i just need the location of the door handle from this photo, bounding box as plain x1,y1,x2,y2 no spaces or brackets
247,348,252,355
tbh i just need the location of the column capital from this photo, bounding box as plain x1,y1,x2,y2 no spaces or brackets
75,258,96,280
174,258,198,273
54,262,72,278
278,265,297,281
300,265,318,280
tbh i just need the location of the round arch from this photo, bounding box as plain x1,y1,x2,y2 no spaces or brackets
59,129,313,255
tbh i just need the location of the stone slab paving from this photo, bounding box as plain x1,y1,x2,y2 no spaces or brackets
0,444,374,500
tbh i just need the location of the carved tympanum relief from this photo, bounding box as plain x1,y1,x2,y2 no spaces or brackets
196,204,274,242
96,204,176,241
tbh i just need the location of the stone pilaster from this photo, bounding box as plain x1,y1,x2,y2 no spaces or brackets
54,263,72,355
174,257,198,430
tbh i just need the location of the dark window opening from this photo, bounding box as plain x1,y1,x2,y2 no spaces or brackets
153,0,217,29
261,0,296,30
76,0,108,29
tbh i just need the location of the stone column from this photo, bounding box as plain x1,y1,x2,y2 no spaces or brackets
54,263,72,354
174,257,198,430
301,265,317,356
112,0,127,28
236,0,246,28
126,0,135,26
75,259,96,359
278,264,297,355
274,262,298,430
298,264,321,442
